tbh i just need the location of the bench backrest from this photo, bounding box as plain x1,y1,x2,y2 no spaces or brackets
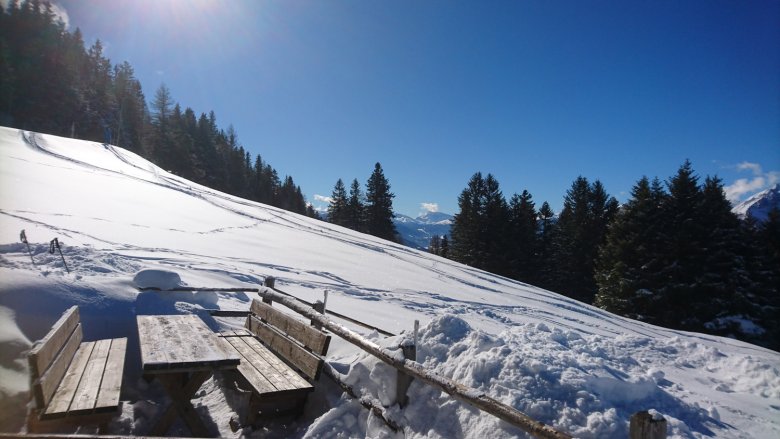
27,306,83,410
246,299,331,380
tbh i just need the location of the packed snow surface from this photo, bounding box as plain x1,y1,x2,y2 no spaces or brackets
1,127,779,438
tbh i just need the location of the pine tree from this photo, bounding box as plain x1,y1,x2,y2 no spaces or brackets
80,39,116,143
112,61,146,154
450,172,510,276
595,177,667,318
551,177,617,303
697,176,759,337
346,178,365,232
328,178,348,227
482,174,510,276
440,235,450,259
364,163,398,241
149,84,177,171
306,204,321,220
550,177,592,301
451,172,485,267
653,160,706,328
193,112,219,186
536,201,557,290
508,190,538,283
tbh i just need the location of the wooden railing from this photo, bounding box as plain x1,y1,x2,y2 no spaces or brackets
257,285,572,439
261,278,668,439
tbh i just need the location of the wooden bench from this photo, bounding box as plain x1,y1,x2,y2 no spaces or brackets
219,298,331,424
26,306,127,433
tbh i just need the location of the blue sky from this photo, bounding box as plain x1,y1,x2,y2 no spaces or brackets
55,0,779,216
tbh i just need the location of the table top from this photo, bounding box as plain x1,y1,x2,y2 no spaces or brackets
137,314,240,373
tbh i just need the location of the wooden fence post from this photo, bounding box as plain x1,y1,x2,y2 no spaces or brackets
312,301,325,329
396,320,418,408
311,290,328,329
630,411,667,439
263,277,275,304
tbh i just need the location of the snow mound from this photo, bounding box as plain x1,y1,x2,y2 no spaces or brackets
132,269,184,290
314,316,779,438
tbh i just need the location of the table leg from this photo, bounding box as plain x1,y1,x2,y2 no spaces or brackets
150,371,213,437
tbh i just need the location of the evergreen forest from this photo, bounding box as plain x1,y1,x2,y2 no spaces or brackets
0,1,318,218
445,163,780,350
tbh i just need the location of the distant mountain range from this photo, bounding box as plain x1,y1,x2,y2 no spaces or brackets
732,184,780,223
394,212,453,250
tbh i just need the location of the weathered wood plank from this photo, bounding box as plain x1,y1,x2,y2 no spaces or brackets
70,338,112,413
138,315,239,372
95,338,127,409
222,336,279,394
169,315,197,364
251,299,330,355
241,336,312,390
221,328,312,391
246,315,323,380
235,335,294,391
188,315,240,362
137,316,169,367
220,329,310,389
44,341,95,416
28,306,80,379
34,324,83,409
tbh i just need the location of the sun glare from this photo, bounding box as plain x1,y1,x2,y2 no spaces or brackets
128,0,231,45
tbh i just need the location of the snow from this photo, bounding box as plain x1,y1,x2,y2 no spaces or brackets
1,127,779,438
132,269,185,290
731,184,780,222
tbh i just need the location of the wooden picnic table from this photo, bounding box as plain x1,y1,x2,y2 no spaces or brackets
137,314,240,437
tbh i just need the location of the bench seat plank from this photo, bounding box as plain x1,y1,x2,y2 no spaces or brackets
95,338,127,409
242,336,312,390
70,338,112,412
220,332,312,395
45,341,96,416
223,336,282,394
43,338,127,419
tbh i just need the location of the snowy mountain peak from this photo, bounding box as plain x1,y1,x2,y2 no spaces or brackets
416,211,454,225
393,212,453,249
732,184,780,222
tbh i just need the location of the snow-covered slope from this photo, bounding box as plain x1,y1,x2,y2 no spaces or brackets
394,212,453,249
732,184,780,222
1,127,778,438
